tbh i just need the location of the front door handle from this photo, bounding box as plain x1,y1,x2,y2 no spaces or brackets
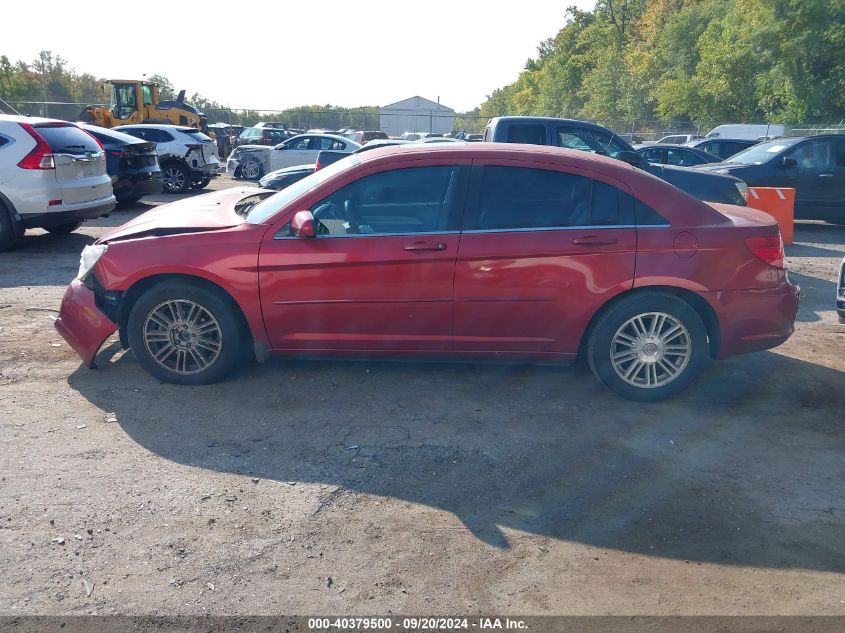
819,174,834,178
404,241,447,252
572,235,618,246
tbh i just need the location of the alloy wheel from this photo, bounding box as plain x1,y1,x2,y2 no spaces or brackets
610,312,691,389
241,159,260,180
143,299,223,375
163,166,187,192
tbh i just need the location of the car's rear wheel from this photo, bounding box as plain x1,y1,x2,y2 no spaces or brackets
127,281,242,385
240,158,262,180
0,201,22,251
191,176,211,190
586,293,708,401
46,220,83,235
162,163,191,194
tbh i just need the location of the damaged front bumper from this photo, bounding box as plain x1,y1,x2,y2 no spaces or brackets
54,279,118,368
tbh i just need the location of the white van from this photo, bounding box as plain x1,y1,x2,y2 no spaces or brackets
706,124,786,140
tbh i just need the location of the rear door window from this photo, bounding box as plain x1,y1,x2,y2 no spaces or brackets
34,124,101,155
666,148,699,166
506,124,546,145
468,166,630,231
556,127,629,159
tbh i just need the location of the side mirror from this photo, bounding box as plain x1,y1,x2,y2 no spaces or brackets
779,156,797,169
615,150,647,169
291,210,316,238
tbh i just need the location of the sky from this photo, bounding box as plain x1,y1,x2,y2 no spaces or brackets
2,0,596,113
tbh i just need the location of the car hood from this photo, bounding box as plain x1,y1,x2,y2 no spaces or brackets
695,162,756,175
97,188,271,243
262,164,315,179
233,144,272,153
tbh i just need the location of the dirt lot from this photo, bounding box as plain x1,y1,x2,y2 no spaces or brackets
1,175,844,616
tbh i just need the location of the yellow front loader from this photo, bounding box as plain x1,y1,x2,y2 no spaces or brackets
79,80,210,134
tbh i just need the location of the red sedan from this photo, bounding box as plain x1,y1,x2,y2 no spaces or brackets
55,144,799,401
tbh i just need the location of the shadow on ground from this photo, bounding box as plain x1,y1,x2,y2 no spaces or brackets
68,347,845,572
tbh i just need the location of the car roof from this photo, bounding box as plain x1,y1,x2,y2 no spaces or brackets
78,123,153,144
288,133,362,145
356,142,634,171
115,123,199,133
639,144,703,150
487,115,611,130
0,114,76,125
689,137,756,144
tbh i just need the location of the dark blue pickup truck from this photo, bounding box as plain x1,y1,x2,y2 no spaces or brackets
483,117,749,205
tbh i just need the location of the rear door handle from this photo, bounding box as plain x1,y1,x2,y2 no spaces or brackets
404,241,447,252
819,174,834,178
572,235,618,246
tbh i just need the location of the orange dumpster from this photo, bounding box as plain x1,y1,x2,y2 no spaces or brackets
747,187,795,244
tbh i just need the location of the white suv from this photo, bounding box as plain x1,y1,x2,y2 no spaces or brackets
0,115,115,250
114,124,221,194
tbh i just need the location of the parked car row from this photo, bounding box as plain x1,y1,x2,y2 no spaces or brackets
0,114,221,249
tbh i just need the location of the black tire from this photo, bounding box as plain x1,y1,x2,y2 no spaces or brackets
46,220,83,235
116,194,143,207
127,280,243,385
239,158,263,180
191,176,211,190
0,201,23,251
161,162,191,194
586,292,709,402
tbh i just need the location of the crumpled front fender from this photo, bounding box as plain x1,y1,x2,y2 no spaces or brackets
54,279,118,368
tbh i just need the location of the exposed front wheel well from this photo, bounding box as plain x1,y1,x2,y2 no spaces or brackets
580,286,721,360
118,274,254,354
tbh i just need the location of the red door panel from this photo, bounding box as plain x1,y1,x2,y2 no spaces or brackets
258,233,459,350
453,161,637,356
454,229,636,354
258,234,459,350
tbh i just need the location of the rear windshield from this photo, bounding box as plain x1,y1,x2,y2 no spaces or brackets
183,131,212,142
35,124,100,155
725,138,801,165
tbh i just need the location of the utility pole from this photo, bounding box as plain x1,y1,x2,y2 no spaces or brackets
39,51,49,118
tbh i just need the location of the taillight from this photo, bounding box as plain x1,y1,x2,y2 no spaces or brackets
17,123,54,170
109,150,124,157
746,235,784,269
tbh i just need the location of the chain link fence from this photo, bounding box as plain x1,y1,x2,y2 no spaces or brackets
2,98,843,140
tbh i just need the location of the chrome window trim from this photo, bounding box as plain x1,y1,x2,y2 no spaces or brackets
274,226,670,240
275,230,462,241
461,224,669,234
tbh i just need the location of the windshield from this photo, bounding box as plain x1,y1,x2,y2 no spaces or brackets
725,138,800,165
246,155,358,224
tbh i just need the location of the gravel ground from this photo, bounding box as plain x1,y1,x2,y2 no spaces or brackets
1,175,844,615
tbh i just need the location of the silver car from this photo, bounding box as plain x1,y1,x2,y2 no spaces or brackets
0,115,115,250
227,133,361,180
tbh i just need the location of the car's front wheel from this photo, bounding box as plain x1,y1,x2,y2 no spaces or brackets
127,281,242,384
46,220,83,235
239,158,262,180
586,293,709,401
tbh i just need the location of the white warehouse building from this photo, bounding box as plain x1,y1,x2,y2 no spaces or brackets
379,96,455,137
